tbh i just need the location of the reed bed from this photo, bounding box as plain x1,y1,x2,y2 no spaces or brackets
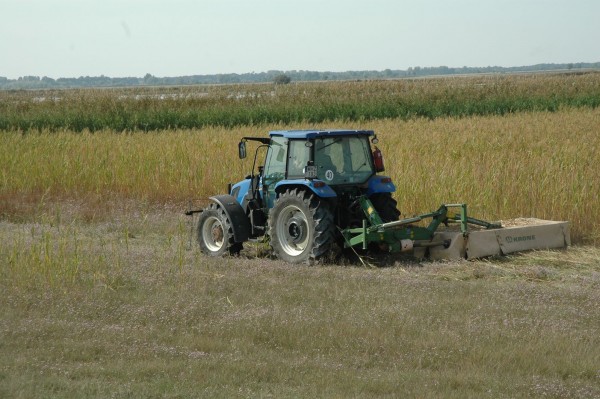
1,73,599,131
1,108,598,243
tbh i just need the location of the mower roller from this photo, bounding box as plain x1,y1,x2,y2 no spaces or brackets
187,129,570,263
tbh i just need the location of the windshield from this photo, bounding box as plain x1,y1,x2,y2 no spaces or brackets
314,135,374,185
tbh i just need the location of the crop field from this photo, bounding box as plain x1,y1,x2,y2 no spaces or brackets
2,72,600,132
1,73,600,397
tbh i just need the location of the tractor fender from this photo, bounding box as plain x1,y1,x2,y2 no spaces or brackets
230,178,251,206
366,175,396,196
274,179,337,198
209,194,251,243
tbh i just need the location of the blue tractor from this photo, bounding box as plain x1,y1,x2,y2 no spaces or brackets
191,129,507,263
194,129,400,263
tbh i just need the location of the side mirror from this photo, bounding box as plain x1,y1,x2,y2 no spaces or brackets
238,141,247,159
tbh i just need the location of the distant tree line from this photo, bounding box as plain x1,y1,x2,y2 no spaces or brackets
1,63,599,90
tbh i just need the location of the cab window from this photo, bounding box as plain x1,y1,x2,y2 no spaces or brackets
314,135,374,184
263,136,287,186
287,140,310,178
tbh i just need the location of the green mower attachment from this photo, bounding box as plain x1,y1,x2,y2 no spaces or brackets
341,197,568,260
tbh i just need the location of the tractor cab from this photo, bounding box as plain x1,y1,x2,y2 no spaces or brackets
264,129,380,185
238,130,386,208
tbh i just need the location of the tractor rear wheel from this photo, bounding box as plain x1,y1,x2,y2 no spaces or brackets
368,193,401,254
197,203,242,256
370,193,401,222
269,189,334,264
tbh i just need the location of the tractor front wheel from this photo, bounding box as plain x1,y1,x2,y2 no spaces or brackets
197,203,242,256
269,189,334,264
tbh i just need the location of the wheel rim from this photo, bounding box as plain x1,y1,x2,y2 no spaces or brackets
276,204,310,256
202,216,225,252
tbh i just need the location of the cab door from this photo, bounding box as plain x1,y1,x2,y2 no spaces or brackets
261,136,287,209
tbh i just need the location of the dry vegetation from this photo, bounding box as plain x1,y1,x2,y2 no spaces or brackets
1,74,599,397
2,108,599,242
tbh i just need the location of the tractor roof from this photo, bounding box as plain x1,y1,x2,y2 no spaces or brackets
269,129,375,139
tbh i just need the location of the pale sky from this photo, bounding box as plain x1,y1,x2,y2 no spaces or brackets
1,0,599,79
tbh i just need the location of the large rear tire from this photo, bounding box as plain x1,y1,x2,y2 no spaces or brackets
197,203,242,256
370,192,401,222
269,189,334,264
368,193,401,254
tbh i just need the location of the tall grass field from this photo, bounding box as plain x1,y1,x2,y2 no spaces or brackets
1,73,599,398
1,108,598,242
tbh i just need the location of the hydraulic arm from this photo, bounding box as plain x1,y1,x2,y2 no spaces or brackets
341,197,502,253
